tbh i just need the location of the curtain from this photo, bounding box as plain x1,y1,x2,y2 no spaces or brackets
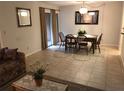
39,7,48,50
56,14,59,43
51,9,57,45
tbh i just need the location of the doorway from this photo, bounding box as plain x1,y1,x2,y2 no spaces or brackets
39,7,59,50
45,13,53,47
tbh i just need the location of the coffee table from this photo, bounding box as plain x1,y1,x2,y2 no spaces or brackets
11,74,68,91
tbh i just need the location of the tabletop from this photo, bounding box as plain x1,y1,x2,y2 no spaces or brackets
73,34,97,38
12,74,68,91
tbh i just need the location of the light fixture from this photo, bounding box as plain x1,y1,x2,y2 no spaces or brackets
79,1,88,14
79,7,88,14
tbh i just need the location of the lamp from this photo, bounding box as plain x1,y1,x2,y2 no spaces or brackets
79,1,88,14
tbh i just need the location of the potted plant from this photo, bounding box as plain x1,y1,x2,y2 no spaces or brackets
33,67,46,86
83,30,87,34
78,29,87,36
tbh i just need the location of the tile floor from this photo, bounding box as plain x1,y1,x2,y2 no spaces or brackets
26,45,124,91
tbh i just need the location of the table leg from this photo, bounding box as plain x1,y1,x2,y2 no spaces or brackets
93,43,95,54
65,38,67,51
92,38,97,54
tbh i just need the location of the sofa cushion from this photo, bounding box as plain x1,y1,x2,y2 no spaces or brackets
0,47,8,60
0,51,26,87
3,48,18,60
0,60,21,80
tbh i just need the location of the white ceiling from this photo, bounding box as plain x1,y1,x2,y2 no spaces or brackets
43,1,106,7
43,1,81,6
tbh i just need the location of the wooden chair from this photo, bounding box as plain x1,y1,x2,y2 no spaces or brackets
96,33,103,53
65,34,77,50
90,33,103,53
58,32,65,48
77,35,88,54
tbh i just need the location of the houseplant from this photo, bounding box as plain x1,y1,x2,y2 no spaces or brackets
33,67,46,86
78,29,87,36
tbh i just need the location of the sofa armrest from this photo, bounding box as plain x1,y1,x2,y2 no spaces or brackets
16,52,26,71
17,52,25,62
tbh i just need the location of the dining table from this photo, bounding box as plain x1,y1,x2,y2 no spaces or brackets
65,34,98,54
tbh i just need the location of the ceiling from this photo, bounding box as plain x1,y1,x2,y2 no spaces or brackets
43,1,106,7
43,1,81,6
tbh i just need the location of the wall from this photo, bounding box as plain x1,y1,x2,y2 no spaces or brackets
120,2,124,66
59,1,122,47
0,31,3,48
0,1,59,56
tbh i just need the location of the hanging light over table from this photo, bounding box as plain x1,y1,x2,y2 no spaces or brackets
79,1,88,14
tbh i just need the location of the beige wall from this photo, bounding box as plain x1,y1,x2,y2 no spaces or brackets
0,31,3,48
0,1,58,56
120,2,124,66
59,1,122,47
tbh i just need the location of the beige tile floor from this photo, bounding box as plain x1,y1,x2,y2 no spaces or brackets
26,45,124,91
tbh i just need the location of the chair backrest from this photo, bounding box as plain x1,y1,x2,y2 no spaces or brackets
97,33,103,45
58,32,65,42
77,35,87,43
66,34,76,43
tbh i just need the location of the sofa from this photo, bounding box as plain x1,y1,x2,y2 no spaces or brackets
0,47,26,87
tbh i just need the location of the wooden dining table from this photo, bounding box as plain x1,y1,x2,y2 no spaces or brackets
65,34,98,54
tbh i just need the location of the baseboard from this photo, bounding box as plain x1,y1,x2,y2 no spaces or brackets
101,44,119,48
26,49,41,57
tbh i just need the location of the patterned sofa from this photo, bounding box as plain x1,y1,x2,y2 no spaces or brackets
0,49,26,87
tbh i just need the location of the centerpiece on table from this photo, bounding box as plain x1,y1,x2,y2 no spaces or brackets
32,63,48,87
78,28,87,36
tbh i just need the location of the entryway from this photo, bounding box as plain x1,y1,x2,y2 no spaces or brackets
45,13,53,47
39,7,59,50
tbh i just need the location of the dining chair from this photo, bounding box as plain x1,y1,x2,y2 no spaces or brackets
77,35,88,55
65,34,77,50
58,32,65,48
90,33,103,53
96,33,103,53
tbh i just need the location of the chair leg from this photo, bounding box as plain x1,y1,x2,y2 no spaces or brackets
59,42,62,48
98,45,101,53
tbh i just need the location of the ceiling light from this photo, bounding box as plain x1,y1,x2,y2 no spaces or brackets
79,1,88,14
79,7,88,14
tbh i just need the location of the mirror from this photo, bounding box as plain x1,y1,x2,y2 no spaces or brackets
16,7,32,27
75,10,99,25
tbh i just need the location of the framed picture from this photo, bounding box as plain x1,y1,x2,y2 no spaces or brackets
16,7,32,27
75,10,99,25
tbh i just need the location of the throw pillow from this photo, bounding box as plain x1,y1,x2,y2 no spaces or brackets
3,48,18,60
0,47,8,60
